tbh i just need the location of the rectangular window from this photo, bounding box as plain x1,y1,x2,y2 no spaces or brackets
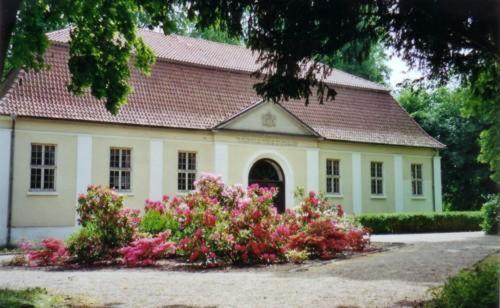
370,162,383,195
178,152,196,191
326,159,340,194
109,148,131,191
411,164,423,196
30,144,56,191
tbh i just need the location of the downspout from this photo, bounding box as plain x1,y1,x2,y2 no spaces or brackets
6,113,16,246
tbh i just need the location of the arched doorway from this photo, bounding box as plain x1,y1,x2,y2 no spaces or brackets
248,159,285,213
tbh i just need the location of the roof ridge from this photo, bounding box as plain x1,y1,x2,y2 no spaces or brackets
48,27,388,92
330,68,389,90
138,28,246,50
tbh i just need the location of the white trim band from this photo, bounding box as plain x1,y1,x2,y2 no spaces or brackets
10,226,76,244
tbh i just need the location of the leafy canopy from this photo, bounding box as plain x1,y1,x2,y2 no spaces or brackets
399,87,497,210
4,0,499,180
8,0,496,113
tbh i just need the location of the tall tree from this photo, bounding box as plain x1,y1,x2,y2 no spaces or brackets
320,41,390,84
399,87,496,210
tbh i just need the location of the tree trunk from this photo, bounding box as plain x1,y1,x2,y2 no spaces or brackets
0,0,22,79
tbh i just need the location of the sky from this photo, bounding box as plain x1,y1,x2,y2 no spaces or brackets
387,53,423,89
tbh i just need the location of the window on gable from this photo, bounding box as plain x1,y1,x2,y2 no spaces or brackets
370,162,383,195
109,148,131,191
30,144,56,191
326,159,340,194
178,152,196,191
411,164,423,196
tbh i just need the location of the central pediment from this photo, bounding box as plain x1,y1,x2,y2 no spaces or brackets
215,100,319,136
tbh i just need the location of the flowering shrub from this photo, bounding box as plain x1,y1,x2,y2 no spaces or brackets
68,186,139,263
287,190,369,259
20,238,69,266
143,173,369,266
119,231,176,266
21,174,369,268
67,223,106,264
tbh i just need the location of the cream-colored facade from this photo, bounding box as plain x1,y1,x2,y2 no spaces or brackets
0,100,442,245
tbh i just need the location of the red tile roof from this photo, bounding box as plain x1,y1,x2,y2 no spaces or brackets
0,29,444,148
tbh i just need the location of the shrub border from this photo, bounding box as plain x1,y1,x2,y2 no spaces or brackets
356,211,482,234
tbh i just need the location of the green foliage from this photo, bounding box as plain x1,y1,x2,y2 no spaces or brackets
190,23,241,45
461,65,500,182
0,287,62,307
357,212,483,234
139,210,180,237
481,194,500,235
426,263,499,308
320,41,390,84
69,186,138,263
66,1,156,115
5,0,497,142
8,0,67,73
399,87,496,210
67,223,105,264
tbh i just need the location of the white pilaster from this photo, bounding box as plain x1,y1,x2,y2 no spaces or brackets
352,152,362,214
433,156,443,212
214,142,229,182
0,129,11,245
306,148,319,193
149,140,164,200
394,155,404,212
76,135,92,225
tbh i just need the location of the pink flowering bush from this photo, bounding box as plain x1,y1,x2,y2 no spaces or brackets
21,174,369,268
68,185,140,263
287,190,370,259
20,238,69,266
119,231,176,266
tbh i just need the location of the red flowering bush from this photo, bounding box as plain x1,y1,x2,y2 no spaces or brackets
143,174,370,266
21,174,369,268
119,231,176,266
20,238,69,266
288,190,370,259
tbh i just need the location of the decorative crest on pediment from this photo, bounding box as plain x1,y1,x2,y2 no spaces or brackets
262,111,276,127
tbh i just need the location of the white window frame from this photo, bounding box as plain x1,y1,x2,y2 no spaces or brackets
411,163,424,196
109,147,132,192
326,159,341,195
370,161,384,196
29,143,57,192
177,151,197,191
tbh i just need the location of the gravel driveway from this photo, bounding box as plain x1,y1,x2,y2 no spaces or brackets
1,232,499,308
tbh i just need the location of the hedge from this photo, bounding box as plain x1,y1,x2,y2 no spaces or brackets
481,194,500,235
356,211,483,234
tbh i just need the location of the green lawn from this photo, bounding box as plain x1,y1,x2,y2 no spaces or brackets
0,288,63,307
0,287,96,307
